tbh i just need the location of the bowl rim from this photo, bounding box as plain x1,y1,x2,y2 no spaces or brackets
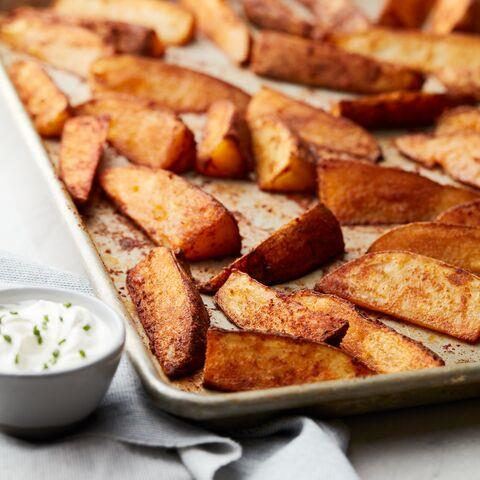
0,286,126,378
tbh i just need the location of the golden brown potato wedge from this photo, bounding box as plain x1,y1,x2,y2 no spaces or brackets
251,30,424,94
203,328,370,392
317,160,479,225
395,133,480,189
436,200,480,226
75,94,195,172
435,68,480,101
1,13,113,76
436,106,480,136
378,0,435,28
368,222,480,274
181,0,251,64
54,0,194,46
89,55,251,114
126,247,209,378
196,100,250,179
100,166,241,260
247,87,381,162
333,92,475,130
202,203,344,293
317,251,480,343
425,0,480,34
59,116,109,205
9,60,70,137
290,290,444,374
216,271,348,344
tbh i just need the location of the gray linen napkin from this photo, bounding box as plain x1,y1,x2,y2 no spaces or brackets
0,251,359,480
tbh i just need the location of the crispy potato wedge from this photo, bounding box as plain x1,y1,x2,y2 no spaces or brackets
395,133,480,188
290,290,444,374
251,30,424,94
89,55,251,114
436,106,480,136
1,13,113,76
9,60,70,137
202,203,344,293
333,92,475,129
216,271,348,344
378,0,435,28
436,200,480,226
242,0,313,37
59,115,108,205
368,222,480,274
196,100,250,179
54,0,194,46
317,160,479,225
76,94,195,172
435,68,480,101
126,247,209,378
247,87,380,162
181,0,251,64
203,328,370,392
317,251,480,343
425,0,480,34
100,166,241,260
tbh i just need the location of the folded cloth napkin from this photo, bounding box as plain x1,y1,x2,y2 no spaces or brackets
0,251,359,480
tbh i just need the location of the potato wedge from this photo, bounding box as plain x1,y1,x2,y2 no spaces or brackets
100,166,241,260
251,30,424,94
54,0,194,46
203,328,370,392
395,133,480,189
317,160,479,225
181,0,251,64
196,100,250,178
247,87,380,162
333,92,475,130
1,13,113,76
290,290,444,374
202,203,344,293
436,200,480,226
368,222,480,274
76,94,195,172
435,68,480,101
425,0,480,34
126,247,209,378
59,116,109,205
9,60,70,138
317,251,480,343
436,106,480,136
89,55,251,114
378,0,435,28
216,271,348,344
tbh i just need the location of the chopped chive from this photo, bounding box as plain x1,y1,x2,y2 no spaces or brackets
79,349,86,358
64,303,72,308
58,339,66,346
43,315,49,323
0,315,4,325
43,363,49,370
33,325,43,345
3,335,12,344
52,349,60,359
82,324,91,332
10,311,18,315
14,354,19,365
59,316,64,323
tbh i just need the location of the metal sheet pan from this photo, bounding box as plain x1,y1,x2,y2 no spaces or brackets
1,0,480,423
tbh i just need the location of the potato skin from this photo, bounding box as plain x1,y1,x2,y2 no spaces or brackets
127,247,210,378
436,200,480,226
378,0,435,28
100,166,241,261
203,328,370,392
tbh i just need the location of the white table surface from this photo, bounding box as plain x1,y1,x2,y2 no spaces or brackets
1,91,479,480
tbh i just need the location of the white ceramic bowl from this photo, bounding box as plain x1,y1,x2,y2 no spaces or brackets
0,287,125,438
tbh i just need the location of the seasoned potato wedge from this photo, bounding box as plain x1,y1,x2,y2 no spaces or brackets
9,60,70,137
368,222,480,274
203,328,370,392
181,0,251,64
251,30,424,94
59,116,109,205
436,106,480,136
317,251,480,343
435,68,480,101
216,271,348,344
76,94,195,172
317,160,479,225
1,13,113,76
425,0,480,34
202,203,344,293
395,133,480,188
126,247,209,378
100,166,241,260
378,0,435,28
247,87,380,162
54,0,194,46
196,100,250,179
333,92,475,130
89,55,251,114
290,290,444,374
436,200,480,226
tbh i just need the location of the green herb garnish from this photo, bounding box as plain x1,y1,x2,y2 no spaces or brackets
79,349,86,358
59,316,64,323
82,324,91,332
14,354,19,365
43,315,49,323
43,363,49,370
52,349,60,359
63,303,72,308
58,339,66,346
3,335,12,344
9,311,18,315
33,325,43,345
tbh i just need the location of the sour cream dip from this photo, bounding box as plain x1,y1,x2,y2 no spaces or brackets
0,300,114,373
